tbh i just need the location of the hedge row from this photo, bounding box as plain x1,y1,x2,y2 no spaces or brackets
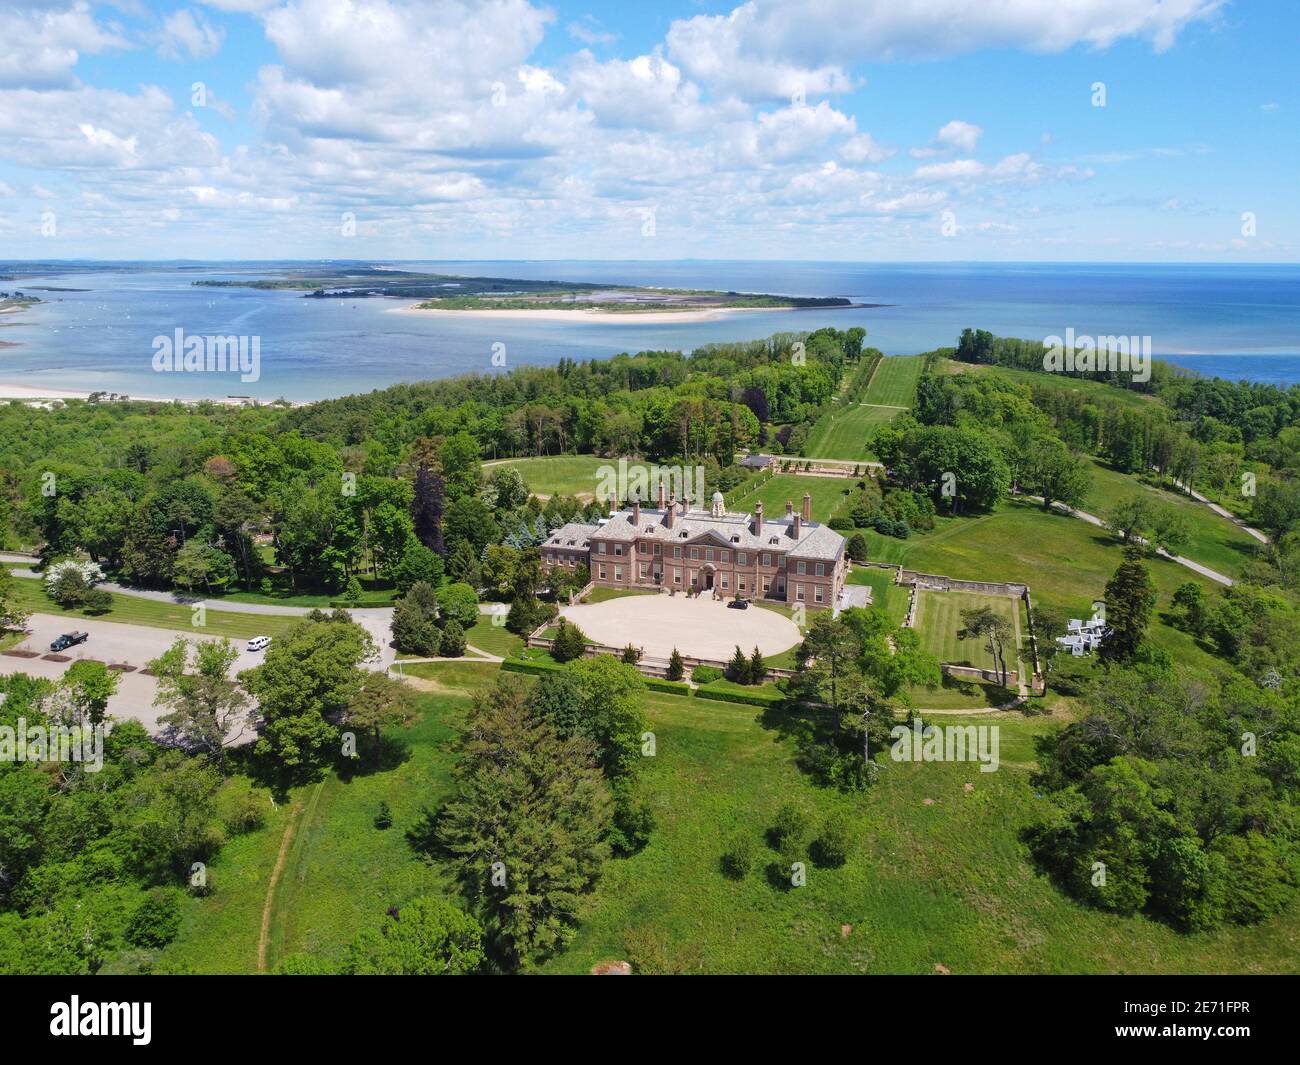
501,657,565,676
645,678,692,696
694,686,787,707
328,598,397,608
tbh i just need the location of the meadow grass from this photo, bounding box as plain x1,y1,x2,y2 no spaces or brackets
1082,457,1260,579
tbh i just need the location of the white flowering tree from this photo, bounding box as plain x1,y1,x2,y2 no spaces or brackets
43,559,106,609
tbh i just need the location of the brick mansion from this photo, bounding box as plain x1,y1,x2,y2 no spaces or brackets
542,484,847,608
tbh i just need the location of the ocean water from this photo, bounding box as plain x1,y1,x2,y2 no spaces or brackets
1,261,1297,401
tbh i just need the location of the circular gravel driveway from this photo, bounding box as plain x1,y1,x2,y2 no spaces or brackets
558,592,801,662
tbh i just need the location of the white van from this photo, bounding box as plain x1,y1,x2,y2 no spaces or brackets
247,636,272,652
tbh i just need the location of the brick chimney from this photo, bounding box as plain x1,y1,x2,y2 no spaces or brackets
802,492,812,522
785,500,794,518
793,512,802,538
754,500,763,537
632,494,641,525
609,491,617,516
657,479,665,510
665,495,675,529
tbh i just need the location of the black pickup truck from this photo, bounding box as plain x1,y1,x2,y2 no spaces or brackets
50,631,89,652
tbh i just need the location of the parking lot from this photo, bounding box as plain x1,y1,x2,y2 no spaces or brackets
2,612,396,742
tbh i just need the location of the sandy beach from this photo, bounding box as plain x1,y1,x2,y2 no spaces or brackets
388,302,773,324
0,381,293,406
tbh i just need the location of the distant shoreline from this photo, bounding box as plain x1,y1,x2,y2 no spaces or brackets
387,302,789,324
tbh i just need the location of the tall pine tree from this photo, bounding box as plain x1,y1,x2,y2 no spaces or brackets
412,463,445,556
1099,544,1157,664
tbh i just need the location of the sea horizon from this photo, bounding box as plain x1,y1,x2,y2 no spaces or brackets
3,259,1299,401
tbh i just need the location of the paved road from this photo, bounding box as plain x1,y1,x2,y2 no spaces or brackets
1172,480,1270,545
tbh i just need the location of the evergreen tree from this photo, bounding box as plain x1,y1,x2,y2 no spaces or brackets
748,645,766,686
412,463,445,555
1100,544,1157,664
432,678,612,968
666,648,685,681
727,645,749,682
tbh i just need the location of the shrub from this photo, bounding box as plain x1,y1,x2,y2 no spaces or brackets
828,516,854,531
846,532,868,562
127,888,183,948
694,686,784,707
610,778,654,856
439,620,468,658
374,801,393,830
645,678,690,696
343,576,363,602
392,581,441,655
550,618,588,663
692,664,722,684
811,812,852,867
769,802,808,854
720,832,755,880
83,588,114,614
219,785,267,836
620,643,642,665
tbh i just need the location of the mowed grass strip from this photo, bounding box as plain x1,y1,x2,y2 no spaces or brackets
912,590,1020,670
862,355,924,408
485,454,609,498
805,403,898,460
11,578,301,640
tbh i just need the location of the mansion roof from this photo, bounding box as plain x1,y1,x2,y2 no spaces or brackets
544,505,844,563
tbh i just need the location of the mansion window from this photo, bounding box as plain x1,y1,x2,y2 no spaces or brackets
640,563,648,578
614,545,623,556
815,563,824,576
673,567,682,585
690,548,700,560
738,552,747,565
795,583,805,602
718,550,729,563
598,565,607,579
614,566,623,581
797,561,806,575
598,542,607,554
761,552,770,567
738,577,746,591
673,546,682,559
815,586,824,604
721,575,729,589
705,548,713,561
654,543,661,556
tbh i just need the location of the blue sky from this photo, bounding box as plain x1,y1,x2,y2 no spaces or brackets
0,0,1295,261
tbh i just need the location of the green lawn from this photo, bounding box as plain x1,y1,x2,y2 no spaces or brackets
911,590,1021,671
805,403,898,460
845,566,909,624
728,473,854,526
486,454,609,498
465,615,525,657
905,674,1019,711
11,579,302,640
583,586,660,604
1082,457,1260,579
863,355,924,408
